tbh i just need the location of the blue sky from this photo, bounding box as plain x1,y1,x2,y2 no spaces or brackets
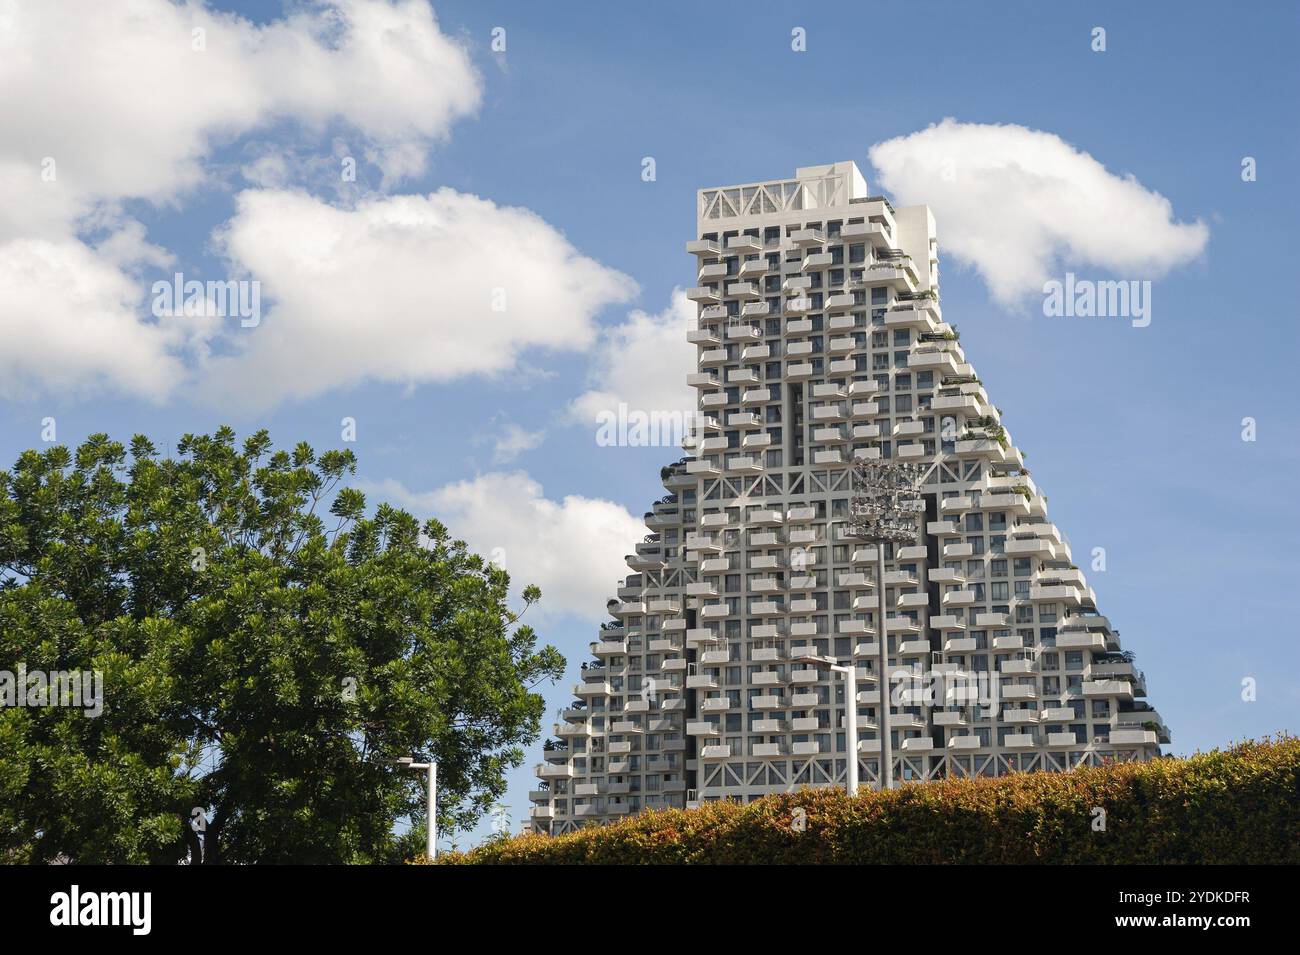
2,0,1297,847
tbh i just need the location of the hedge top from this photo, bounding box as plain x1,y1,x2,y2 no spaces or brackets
429,736,1299,865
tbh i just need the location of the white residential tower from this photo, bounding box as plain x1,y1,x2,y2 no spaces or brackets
530,162,1168,833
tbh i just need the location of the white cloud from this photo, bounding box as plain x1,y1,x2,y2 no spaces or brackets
0,0,482,401
493,423,546,463
0,238,197,402
568,289,697,425
0,0,480,236
366,473,643,623
198,188,637,408
867,119,1209,305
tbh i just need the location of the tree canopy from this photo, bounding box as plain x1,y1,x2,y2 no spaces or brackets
0,428,563,863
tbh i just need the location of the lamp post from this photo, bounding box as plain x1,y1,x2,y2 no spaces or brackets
847,459,924,791
396,756,437,861
794,654,860,796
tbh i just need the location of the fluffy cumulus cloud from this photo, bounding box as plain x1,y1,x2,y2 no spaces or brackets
0,238,193,401
198,188,636,408
366,473,643,623
568,289,697,426
868,119,1209,305
0,0,479,230
0,0,483,401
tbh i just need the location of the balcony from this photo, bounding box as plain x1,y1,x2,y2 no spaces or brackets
1041,707,1075,722
727,234,761,253
899,737,934,752
1005,536,1055,558
955,438,1007,462
699,348,727,367
909,348,961,376
1031,584,1084,605
1083,679,1135,701
840,220,890,247
884,305,938,331
1109,728,1159,747
1001,684,1037,701
686,238,720,256
1056,630,1107,650
814,449,845,466
791,228,826,248
536,762,574,779
941,589,976,607
700,744,732,759
896,592,927,610
686,286,720,304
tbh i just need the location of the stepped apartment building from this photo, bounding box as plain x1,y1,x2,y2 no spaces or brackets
529,161,1169,833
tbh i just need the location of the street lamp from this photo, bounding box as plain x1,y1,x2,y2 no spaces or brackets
793,654,860,796
396,756,438,861
846,459,924,791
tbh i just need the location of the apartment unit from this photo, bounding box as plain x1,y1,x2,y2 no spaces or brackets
529,161,1169,833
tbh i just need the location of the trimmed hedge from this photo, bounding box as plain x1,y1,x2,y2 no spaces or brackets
431,736,1300,864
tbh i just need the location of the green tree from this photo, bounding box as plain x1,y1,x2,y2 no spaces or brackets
0,428,563,863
